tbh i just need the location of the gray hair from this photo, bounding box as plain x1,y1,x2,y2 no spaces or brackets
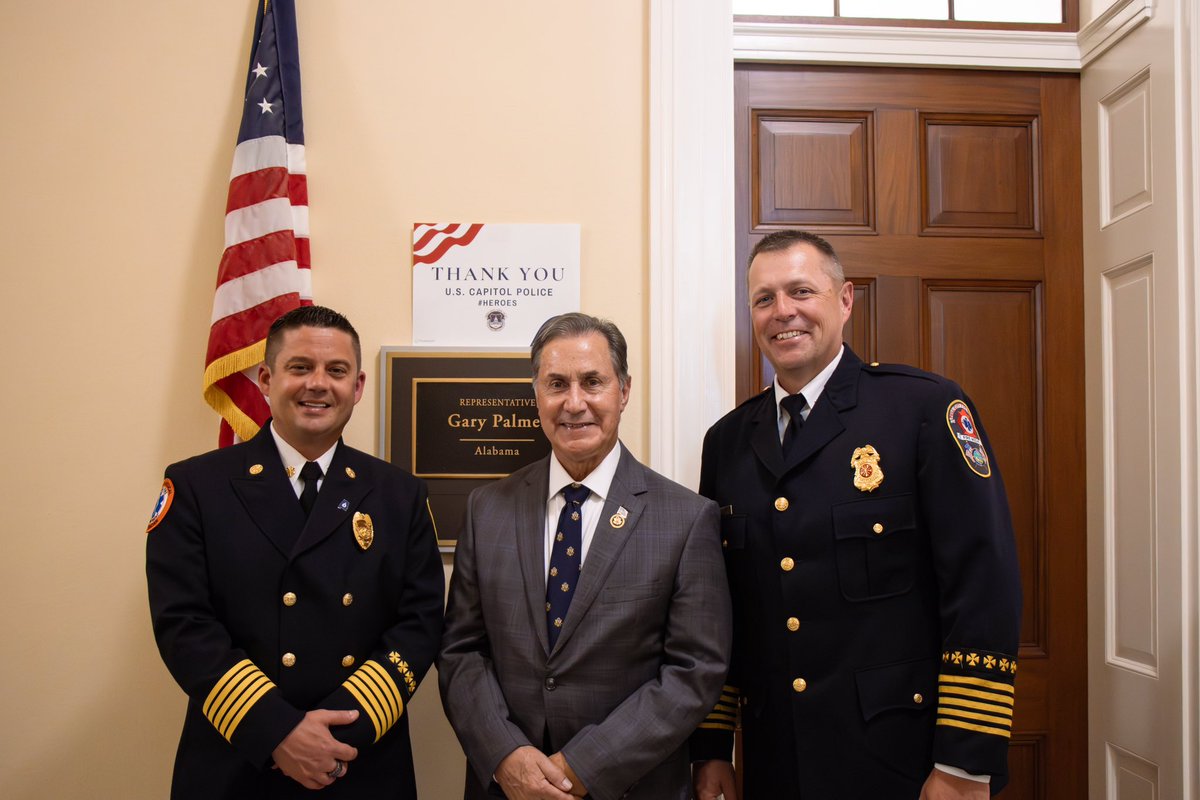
749,229,845,284
530,312,629,388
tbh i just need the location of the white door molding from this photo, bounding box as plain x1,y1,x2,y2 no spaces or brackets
648,0,737,486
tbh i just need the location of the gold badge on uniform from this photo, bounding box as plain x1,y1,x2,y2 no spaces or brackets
850,445,884,492
352,512,374,550
249,464,264,475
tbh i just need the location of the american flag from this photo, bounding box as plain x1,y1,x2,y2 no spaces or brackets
203,0,311,447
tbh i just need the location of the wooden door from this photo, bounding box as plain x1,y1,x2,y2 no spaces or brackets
735,65,1086,799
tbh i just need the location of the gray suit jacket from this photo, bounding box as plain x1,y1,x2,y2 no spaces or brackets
438,445,732,800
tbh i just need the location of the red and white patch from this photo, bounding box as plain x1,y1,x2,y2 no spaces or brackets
147,479,175,533
945,400,991,478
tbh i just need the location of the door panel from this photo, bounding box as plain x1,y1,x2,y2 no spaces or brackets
736,64,1086,798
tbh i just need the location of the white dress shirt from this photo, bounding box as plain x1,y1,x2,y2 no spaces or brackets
268,423,337,499
773,344,845,441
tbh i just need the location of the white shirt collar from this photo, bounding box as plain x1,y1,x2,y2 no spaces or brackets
773,344,845,424
268,422,338,480
547,441,622,503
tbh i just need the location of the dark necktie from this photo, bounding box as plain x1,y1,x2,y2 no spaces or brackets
781,393,808,457
546,483,590,648
299,461,323,516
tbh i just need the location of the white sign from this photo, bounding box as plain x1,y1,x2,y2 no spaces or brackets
411,223,580,346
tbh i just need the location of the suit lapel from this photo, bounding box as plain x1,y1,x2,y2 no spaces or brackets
230,431,306,556
292,444,372,559
552,446,646,655
516,458,553,656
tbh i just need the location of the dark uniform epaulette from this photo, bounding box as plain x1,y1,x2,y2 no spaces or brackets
861,360,945,384
736,385,774,411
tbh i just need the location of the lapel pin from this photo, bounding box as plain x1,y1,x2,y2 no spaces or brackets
249,464,263,475
352,511,374,550
338,499,350,511
345,467,357,479
610,506,629,529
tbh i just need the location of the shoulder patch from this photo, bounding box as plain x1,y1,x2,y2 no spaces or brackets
946,400,991,478
147,479,175,533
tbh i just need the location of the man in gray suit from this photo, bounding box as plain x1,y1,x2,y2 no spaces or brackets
439,312,732,800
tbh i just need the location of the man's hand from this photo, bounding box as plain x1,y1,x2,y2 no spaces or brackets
495,746,575,800
693,759,738,800
547,752,588,798
271,709,359,790
919,768,989,800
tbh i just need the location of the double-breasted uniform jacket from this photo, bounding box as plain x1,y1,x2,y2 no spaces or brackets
438,445,732,800
689,347,1022,798
146,425,445,799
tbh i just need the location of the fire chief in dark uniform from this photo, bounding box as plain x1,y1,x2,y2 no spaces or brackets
690,232,1022,800
146,306,444,798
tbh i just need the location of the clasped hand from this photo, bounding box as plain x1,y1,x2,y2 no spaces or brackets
272,709,360,790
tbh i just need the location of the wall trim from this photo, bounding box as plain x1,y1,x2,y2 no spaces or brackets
1176,0,1200,794
735,21,1082,70
648,0,736,486
1080,0,1156,67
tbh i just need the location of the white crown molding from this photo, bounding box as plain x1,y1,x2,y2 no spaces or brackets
735,20,1082,70
1079,0,1155,66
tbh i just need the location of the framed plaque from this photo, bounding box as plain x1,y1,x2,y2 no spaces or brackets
379,348,550,549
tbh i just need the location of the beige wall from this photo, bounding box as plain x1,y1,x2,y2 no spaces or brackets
0,2,647,797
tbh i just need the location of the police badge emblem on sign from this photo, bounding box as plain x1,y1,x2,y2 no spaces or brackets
946,399,991,478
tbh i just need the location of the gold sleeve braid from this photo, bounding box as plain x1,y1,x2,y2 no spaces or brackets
936,673,1014,739
202,659,277,742
697,684,739,731
342,660,405,742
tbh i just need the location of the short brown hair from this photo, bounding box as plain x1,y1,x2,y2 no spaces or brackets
749,230,845,283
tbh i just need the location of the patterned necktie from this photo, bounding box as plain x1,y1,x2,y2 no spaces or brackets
299,461,323,516
546,483,590,648
781,393,808,458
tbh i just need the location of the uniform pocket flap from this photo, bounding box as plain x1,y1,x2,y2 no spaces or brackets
855,657,937,722
833,493,917,541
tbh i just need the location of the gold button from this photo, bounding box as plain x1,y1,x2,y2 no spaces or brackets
872,523,884,534
870,362,880,367
342,593,354,606
913,693,924,704
774,497,789,512
281,653,296,668
722,539,728,548
786,617,800,632
342,655,355,668
792,678,807,693
282,592,297,607
780,557,795,572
